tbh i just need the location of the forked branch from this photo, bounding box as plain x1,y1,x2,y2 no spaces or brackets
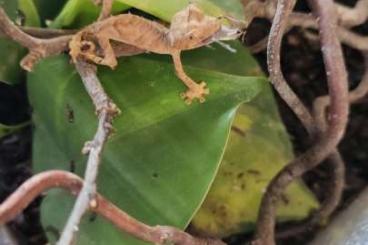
0,170,225,245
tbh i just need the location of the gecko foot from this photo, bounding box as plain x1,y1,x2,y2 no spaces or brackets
180,81,209,104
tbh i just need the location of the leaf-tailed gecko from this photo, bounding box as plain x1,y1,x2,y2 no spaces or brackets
69,4,242,104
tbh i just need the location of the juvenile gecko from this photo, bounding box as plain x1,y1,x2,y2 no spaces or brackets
69,4,241,104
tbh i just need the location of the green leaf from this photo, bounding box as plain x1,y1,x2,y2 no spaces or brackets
0,0,17,20
0,39,25,85
51,0,229,29
0,0,23,85
0,0,41,85
207,0,244,19
29,52,265,244
0,121,30,139
115,0,225,22
18,0,41,26
50,0,130,28
33,0,66,26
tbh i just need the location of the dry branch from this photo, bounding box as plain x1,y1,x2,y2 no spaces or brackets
254,0,349,244
0,8,72,71
256,0,348,239
57,60,119,245
0,170,225,245
246,0,368,53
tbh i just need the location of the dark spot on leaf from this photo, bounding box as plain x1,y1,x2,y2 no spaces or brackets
89,212,97,222
65,104,74,123
45,225,60,240
231,126,246,137
246,169,260,176
237,172,245,179
223,171,233,177
280,193,289,205
69,160,75,173
241,183,246,190
152,172,159,178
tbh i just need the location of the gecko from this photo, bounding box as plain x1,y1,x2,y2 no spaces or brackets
69,4,242,104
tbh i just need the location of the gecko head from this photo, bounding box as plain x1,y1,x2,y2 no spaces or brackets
69,32,98,63
168,4,221,50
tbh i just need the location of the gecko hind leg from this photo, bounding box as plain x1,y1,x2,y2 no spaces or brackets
95,35,118,69
172,51,209,104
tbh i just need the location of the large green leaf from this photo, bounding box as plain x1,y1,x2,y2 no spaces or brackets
29,50,265,244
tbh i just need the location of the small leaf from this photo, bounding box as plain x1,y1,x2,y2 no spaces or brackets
18,0,41,26
207,0,244,19
115,0,225,22
0,0,24,85
0,0,41,85
0,121,30,139
33,0,66,25
50,0,130,28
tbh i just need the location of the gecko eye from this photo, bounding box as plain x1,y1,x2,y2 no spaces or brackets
189,35,194,40
80,41,95,53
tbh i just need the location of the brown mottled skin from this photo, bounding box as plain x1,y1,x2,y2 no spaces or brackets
69,5,222,103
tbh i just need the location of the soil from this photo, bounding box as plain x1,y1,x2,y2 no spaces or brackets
0,0,367,244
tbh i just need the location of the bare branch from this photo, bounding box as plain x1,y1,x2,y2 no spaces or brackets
57,60,119,245
336,0,368,27
0,170,225,245
0,8,72,71
265,0,316,135
246,1,368,53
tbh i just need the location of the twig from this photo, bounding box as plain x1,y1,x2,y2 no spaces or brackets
0,170,225,245
20,27,77,38
254,0,349,244
0,26,76,38
57,60,119,245
258,0,347,239
265,0,315,135
246,1,368,53
336,0,368,27
0,8,72,71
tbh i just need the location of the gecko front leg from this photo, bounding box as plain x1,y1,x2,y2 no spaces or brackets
171,51,209,104
92,0,113,20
